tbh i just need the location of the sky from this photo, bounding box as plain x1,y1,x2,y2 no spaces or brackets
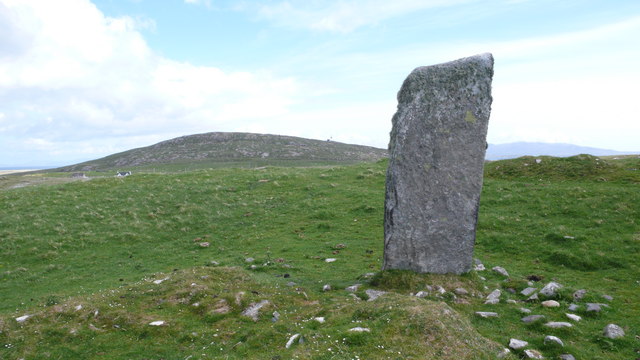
1,0,639,167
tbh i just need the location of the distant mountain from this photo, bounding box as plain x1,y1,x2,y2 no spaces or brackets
55,132,389,172
486,142,637,160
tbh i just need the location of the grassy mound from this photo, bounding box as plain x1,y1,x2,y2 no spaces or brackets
1,267,502,359
484,154,640,182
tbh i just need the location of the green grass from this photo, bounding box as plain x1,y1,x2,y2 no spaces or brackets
1,156,639,359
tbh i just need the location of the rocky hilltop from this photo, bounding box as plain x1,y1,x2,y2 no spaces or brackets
56,132,388,172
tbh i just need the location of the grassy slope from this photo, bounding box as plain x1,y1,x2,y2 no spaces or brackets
54,132,388,172
1,156,639,359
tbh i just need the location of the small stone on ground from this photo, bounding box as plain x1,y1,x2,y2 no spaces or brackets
566,313,582,322
492,266,509,277
508,338,528,350
523,349,544,359
541,300,560,308
545,322,572,328
603,323,625,339
349,327,371,332
521,315,545,323
540,282,562,297
544,335,564,347
365,289,386,301
475,311,498,318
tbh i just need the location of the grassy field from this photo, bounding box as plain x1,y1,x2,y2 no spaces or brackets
1,156,638,359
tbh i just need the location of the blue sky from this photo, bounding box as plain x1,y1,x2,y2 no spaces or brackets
1,0,639,167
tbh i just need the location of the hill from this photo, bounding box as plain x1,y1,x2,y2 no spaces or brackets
55,132,388,172
1,158,638,358
486,142,637,160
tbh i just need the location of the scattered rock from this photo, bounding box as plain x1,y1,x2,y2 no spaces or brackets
565,313,582,322
15,315,30,323
325,258,337,263
559,354,576,360
272,311,280,322
435,285,446,295
286,281,296,287
497,348,511,359
568,303,579,311
474,263,486,271
346,284,361,292
506,299,517,304
544,335,564,347
313,317,325,323
492,266,509,277
602,294,613,301
573,289,586,300
198,242,210,248
245,257,255,263
212,299,231,314
153,277,169,285
521,287,537,296
454,287,468,296
74,305,82,311
603,324,625,339
322,284,332,292
475,311,498,318
333,243,346,249
485,289,501,304
544,322,572,329
148,321,165,326
508,338,528,350
519,307,532,314
540,282,562,297
285,334,301,349
523,349,544,359
521,315,545,324
541,300,560,308
241,300,270,321
586,303,602,313
365,289,386,301
527,292,539,302
349,327,370,333
209,260,220,266
415,291,429,298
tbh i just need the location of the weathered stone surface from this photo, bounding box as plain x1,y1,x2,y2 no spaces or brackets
523,349,544,359
508,338,528,350
545,322,572,329
383,54,494,274
492,266,509,277
485,289,501,304
541,300,560,308
544,335,564,347
521,287,537,296
540,282,562,297
603,323,625,339
559,354,576,360
521,315,545,324
365,289,387,301
475,311,498,318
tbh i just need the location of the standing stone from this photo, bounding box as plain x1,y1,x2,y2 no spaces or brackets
383,53,494,274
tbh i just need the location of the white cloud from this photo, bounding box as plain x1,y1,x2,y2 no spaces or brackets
0,0,299,165
250,0,475,33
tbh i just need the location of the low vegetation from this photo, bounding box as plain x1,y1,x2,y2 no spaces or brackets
1,155,638,359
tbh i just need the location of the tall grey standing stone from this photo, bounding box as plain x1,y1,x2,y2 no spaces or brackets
383,53,494,274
